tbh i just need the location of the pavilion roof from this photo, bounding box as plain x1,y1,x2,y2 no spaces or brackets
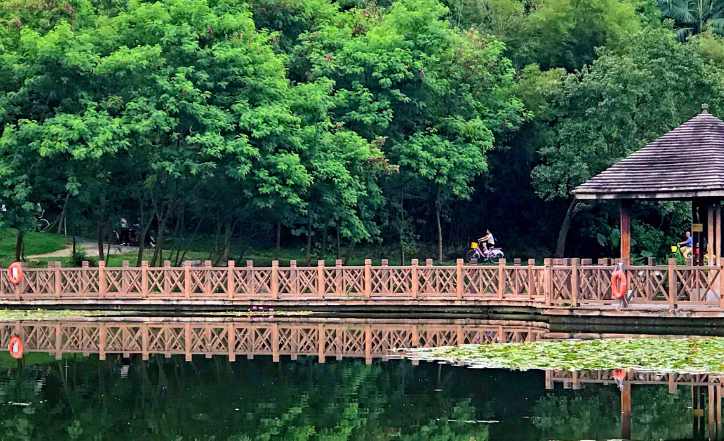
573,108,724,200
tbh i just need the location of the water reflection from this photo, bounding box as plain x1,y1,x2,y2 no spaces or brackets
0,317,720,441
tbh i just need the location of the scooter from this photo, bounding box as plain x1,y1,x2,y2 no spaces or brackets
465,240,504,263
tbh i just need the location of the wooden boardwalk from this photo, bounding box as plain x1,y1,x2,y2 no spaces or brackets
2,259,724,317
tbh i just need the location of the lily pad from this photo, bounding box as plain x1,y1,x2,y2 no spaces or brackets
406,337,724,374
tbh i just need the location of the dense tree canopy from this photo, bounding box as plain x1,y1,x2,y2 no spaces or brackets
2,0,724,264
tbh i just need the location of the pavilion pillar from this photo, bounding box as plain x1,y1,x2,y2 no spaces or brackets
708,203,715,265
716,202,722,265
620,201,631,264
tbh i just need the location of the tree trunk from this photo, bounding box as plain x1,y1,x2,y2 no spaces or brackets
306,214,312,265
14,229,24,261
435,198,443,262
275,222,281,250
555,200,579,258
57,193,71,235
336,225,341,260
97,220,105,262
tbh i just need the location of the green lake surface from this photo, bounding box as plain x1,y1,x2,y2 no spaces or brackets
0,318,719,441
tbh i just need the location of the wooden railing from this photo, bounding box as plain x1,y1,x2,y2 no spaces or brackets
1,258,723,309
0,318,545,364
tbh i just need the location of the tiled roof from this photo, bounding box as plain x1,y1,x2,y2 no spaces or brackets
574,109,724,200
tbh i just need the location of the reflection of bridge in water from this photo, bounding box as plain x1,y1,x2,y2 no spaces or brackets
0,318,546,364
2,317,723,440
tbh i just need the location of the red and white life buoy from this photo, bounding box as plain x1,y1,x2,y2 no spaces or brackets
612,368,626,381
611,269,628,300
8,336,23,359
6,262,24,286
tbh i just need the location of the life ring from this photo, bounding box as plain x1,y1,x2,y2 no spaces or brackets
611,269,628,300
612,368,626,381
8,336,23,359
6,262,24,286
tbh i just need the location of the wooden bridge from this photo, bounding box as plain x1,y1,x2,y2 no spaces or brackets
2,258,724,317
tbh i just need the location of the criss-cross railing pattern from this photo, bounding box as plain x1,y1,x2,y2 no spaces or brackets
1,258,723,309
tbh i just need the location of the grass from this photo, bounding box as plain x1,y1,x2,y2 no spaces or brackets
0,229,68,266
408,337,724,374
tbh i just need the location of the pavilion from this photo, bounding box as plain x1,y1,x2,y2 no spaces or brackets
573,105,724,264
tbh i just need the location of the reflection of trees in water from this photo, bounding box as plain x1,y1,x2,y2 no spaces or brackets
532,384,693,440
0,356,489,440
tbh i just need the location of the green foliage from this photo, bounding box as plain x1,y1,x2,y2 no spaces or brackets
2,0,724,263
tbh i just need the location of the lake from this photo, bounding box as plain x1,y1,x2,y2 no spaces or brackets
0,316,720,440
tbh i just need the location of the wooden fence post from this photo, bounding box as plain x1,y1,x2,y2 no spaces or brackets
246,261,255,297
668,258,676,308
54,261,62,298
571,258,579,307
544,258,552,305
80,261,89,295
184,261,191,298
720,260,724,309
271,260,279,299
364,259,372,297
381,259,390,295
528,259,536,299
335,259,343,295
227,260,235,300
411,259,419,299
290,260,297,296
121,261,129,295
203,260,212,295
163,261,173,296
142,261,149,298
497,258,506,300
456,259,464,299
317,260,325,298
98,261,106,297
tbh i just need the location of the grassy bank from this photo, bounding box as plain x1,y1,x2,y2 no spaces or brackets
0,229,67,266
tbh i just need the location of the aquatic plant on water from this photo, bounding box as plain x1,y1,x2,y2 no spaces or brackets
407,338,724,373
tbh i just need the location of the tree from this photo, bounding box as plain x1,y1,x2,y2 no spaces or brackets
657,0,724,40
300,0,523,260
532,27,724,257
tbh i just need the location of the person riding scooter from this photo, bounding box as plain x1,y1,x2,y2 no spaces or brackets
478,229,495,252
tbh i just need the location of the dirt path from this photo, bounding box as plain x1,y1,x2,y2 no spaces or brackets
27,239,140,259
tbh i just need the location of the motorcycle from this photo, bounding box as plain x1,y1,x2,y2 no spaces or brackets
113,223,156,248
465,240,504,263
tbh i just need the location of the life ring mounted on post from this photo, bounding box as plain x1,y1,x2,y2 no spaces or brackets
611,267,628,300
8,335,23,360
6,262,24,286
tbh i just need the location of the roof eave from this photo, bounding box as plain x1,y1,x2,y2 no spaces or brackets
574,190,724,200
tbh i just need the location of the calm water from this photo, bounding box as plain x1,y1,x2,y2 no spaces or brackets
0,318,719,441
